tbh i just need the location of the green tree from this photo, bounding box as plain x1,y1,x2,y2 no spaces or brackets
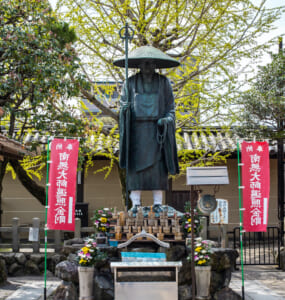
53,0,284,205
55,0,284,142
55,0,283,126
235,49,285,140
0,0,87,224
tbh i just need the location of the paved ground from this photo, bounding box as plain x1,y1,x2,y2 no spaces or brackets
230,265,285,299
0,275,60,300
0,265,284,299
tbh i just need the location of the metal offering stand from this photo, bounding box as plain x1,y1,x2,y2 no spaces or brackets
110,230,182,300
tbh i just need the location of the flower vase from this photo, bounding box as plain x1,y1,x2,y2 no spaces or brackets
195,265,211,299
78,266,94,300
96,232,107,245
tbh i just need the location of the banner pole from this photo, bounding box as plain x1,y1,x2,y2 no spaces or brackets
237,141,245,300
44,137,51,300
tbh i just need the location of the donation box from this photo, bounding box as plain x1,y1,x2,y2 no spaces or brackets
111,252,181,300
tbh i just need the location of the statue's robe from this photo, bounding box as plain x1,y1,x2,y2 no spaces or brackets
119,72,179,190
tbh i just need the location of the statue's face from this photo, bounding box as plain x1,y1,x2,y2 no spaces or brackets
139,60,155,76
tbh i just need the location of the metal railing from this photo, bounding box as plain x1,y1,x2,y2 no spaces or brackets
232,226,281,267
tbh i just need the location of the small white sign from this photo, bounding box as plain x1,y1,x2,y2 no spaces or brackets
68,196,73,224
186,167,229,185
210,199,228,224
28,227,39,242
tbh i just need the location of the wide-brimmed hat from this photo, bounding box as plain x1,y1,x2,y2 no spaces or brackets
113,45,180,69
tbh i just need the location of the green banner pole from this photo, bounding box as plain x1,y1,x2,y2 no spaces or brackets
44,137,51,300
237,141,245,300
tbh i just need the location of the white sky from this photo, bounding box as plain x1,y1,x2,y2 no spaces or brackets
258,0,285,62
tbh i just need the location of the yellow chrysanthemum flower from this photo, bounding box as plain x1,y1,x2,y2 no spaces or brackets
101,217,107,223
82,247,89,254
80,259,87,264
195,246,202,252
197,259,207,265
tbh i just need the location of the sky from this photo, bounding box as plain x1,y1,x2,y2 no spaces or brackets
258,0,285,61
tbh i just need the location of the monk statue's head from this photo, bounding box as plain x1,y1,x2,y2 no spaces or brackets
139,60,155,77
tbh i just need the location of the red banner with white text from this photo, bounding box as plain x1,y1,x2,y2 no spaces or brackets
47,138,79,231
242,141,270,232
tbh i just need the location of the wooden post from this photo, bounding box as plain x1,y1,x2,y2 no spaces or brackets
221,224,228,248
54,230,61,253
12,217,19,252
75,218,81,238
32,217,40,253
200,217,208,240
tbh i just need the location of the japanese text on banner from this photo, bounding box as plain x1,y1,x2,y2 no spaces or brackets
47,139,79,231
242,141,270,232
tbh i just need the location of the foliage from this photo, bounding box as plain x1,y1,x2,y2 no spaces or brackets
0,0,84,138
55,0,283,125
6,155,46,181
234,49,285,140
0,0,89,204
92,208,113,233
77,237,107,266
181,201,202,237
187,237,212,266
81,101,119,179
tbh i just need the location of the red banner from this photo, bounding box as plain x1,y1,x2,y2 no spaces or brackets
242,141,270,232
47,138,79,231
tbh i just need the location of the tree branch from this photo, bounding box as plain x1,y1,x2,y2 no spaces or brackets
69,73,119,123
9,159,46,206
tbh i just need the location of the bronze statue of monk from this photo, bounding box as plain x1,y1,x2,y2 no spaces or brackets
114,46,180,212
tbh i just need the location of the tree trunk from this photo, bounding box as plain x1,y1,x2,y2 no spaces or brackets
9,159,45,205
0,158,8,226
115,161,130,210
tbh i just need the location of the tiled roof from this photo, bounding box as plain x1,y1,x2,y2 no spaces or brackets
179,131,282,155
20,129,283,157
179,131,237,152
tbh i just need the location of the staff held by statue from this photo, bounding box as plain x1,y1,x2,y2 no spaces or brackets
118,23,134,208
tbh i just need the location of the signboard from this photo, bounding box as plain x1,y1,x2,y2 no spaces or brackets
75,203,89,227
210,199,228,225
242,141,270,232
186,167,229,185
47,138,79,231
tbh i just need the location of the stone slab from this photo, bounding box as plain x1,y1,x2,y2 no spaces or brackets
1,276,60,300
